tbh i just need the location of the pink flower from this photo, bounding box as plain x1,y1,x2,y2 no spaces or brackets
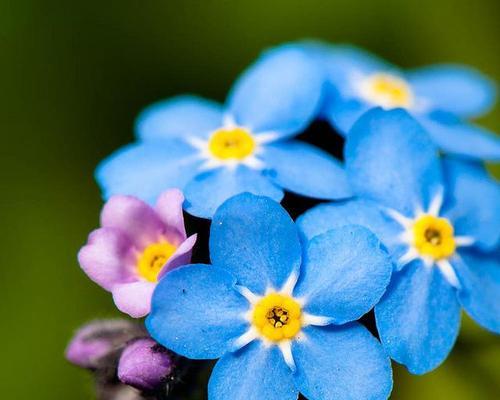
78,189,197,318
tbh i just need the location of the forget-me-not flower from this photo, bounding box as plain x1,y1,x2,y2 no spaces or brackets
307,43,500,161
298,108,500,374
97,45,352,218
147,193,393,400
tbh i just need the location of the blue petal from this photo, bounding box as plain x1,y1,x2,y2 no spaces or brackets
408,65,496,118
297,199,405,262
316,44,399,134
454,249,500,333
419,111,500,161
294,226,392,324
375,262,461,374
292,324,393,400
136,95,223,140
210,193,301,294
227,44,323,138
442,157,500,250
96,139,202,204
325,98,372,136
261,141,352,200
183,166,284,219
320,44,394,92
345,108,443,216
146,264,248,360
208,341,297,400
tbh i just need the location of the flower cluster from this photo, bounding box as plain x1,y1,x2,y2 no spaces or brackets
67,41,500,400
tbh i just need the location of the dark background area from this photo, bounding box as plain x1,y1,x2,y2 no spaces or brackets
0,1,499,398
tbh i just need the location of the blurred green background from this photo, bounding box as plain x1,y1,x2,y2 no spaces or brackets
1,0,499,398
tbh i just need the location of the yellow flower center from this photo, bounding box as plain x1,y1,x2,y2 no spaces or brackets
208,127,256,160
252,293,302,342
137,240,177,282
362,73,414,109
413,215,456,260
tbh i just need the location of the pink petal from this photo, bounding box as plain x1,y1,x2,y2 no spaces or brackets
100,195,166,249
155,189,187,240
78,228,137,291
158,234,197,279
112,281,156,318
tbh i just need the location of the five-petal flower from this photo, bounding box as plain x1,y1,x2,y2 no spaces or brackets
97,45,352,218
306,42,500,161
147,193,393,400
298,108,500,374
78,189,197,317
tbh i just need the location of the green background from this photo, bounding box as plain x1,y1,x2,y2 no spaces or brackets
1,0,499,398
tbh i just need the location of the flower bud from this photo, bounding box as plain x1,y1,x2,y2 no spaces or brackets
66,320,145,369
117,338,175,392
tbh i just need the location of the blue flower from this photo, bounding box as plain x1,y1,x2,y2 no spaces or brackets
306,42,500,161
97,44,352,218
146,193,393,400
298,108,500,374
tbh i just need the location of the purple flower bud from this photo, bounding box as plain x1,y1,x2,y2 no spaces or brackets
66,320,145,369
117,338,175,392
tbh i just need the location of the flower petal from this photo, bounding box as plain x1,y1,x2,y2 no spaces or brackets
210,193,301,294
319,44,394,92
158,234,197,279
408,65,496,118
227,44,323,138
419,112,500,161
442,157,500,250
208,341,297,400
261,141,352,200
146,264,248,359
345,108,443,215
294,226,392,324
117,337,174,391
96,139,203,205
325,98,372,136
316,44,393,134
455,249,500,333
136,95,223,140
297,199,404,260
292,324,392,400
155,188,188,241
112,281,156,318
78,228,136,291
183,166,284,219
375,262,461,374
100,195,165,249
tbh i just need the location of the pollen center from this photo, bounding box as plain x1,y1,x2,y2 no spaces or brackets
413,215,456,260
252,293,302,342
360,73,414,109
208,127,256,160
137,240,177,282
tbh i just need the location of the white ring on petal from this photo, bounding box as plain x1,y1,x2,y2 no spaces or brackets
302,313,333,327
235,285,262,305
455,236,475,247
384,207,413,229
278,340,296,372
388,191,476,289
397,248,420,269
185,128,267,171
280,271,299,296
437,259,460,288
428,188,444,216
232,327,259,352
